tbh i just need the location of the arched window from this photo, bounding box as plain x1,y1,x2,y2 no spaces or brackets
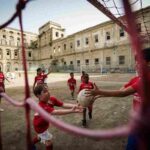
14,49,19,59
6,49,11,59
14,62,19,71
6,62,11,72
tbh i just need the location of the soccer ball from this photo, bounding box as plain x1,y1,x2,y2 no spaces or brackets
77,89,94,107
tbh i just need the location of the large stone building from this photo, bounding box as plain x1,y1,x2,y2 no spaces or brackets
0,27,37,72
0,6,150,73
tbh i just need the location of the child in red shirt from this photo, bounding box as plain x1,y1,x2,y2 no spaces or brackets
32,85,82,150
86,48,150,150
78,73,94,127
0,68,10,112
33,68,51,91
67,72,76,100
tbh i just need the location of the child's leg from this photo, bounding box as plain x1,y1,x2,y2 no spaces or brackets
38,130,53,150
45,140,53,150
88,105,93,119
71,89,75,99
32,136,40,144
32,136,40,150
0,86,4,112
82,108,87,127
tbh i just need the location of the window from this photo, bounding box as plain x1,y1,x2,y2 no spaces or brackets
14,50,18,57
70,61,73,65
64,44,66,50
58,46,61,52
77,40,80,47
119,56,125,65
106,32,110,40
7,50,10,56
120,28,125,37
70,43,73,49
53,47,55,53
77,60,80,66
85,38,89,45
3,35,6,39
61,34,64,37
56,32,59,37
85,59,89,65
95,58,99,64
94,34,99,43
28,52,32,57
136,23,141,32
106,57,111,65
9,31,13,34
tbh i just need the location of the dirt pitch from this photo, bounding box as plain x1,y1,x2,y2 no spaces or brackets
1,73,135,150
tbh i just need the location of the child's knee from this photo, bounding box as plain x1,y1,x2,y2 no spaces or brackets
45,140,52,146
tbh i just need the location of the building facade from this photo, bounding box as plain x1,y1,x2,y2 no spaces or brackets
0,6,150,73
37,6,150,73
0,27,38,72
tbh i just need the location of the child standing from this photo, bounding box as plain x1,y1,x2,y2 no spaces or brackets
32,85,82,150
33,68,51,91
0,68,10,112
67,72,76,100
78,73,94,127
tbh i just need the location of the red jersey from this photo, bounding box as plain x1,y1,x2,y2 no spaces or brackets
33,96,63,133
34,73,47,85
124,76,141,111
78,81,94,92
0,72,5,88
67,78,76,90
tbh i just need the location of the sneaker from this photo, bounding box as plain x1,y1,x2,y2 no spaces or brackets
88,112,92,119
82,120,87,127
0,108,4,112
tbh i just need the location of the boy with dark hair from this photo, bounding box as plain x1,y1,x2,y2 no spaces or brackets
33,67,51,91
32,85,82,150
86,48,150,150
67,72,76,100
78,73,94,127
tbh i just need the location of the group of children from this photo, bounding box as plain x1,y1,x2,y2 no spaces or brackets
67,71,95,126
1,47,150,150
32,69,95,150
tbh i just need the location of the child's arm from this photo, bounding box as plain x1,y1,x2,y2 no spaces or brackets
51,106,83,115
86,86,135,97
33,80,36,91
62,103,79,109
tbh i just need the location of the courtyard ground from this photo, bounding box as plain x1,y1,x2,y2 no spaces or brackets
1,73,135,150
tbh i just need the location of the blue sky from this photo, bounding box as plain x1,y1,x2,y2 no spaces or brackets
0,0,149,35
